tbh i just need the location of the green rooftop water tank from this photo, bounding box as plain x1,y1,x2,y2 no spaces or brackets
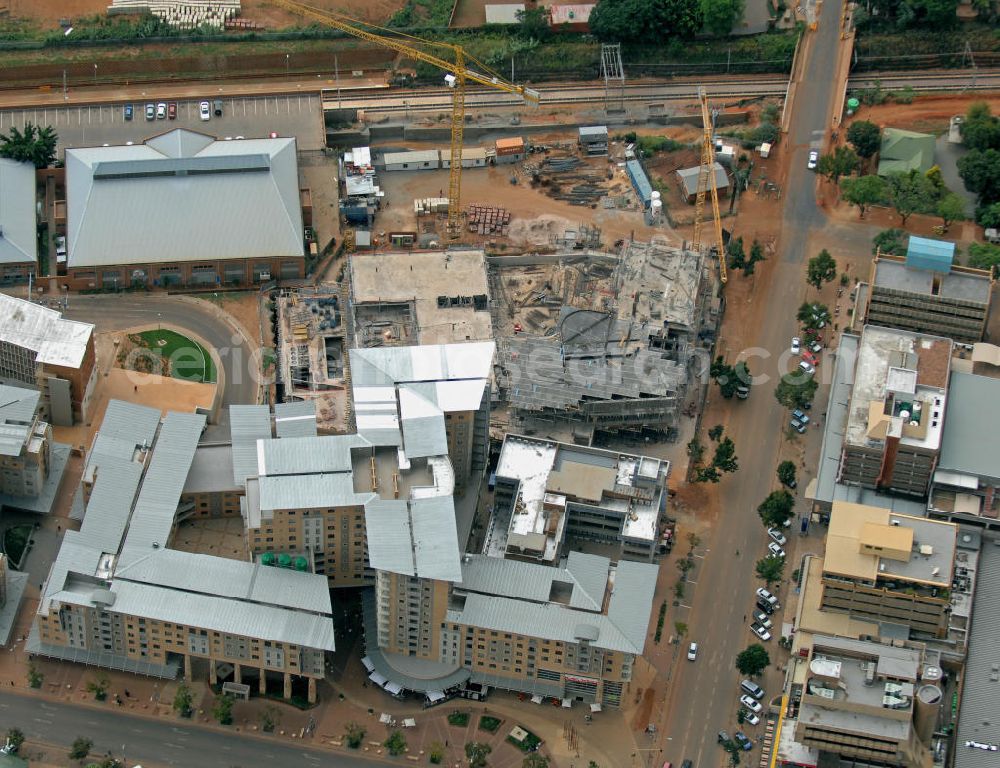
278,553,292,568
294,556,308,572
261,552,276,566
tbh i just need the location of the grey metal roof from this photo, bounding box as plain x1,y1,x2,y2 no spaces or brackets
75,460,143,552
183,444,238,493
274,400,318,438
230,404,271,486
0,384,40,457
349,342,495,388
411,496,462,582
118,411,205,567
66,129,304,268
0,158,37,265
579,125,608,138
0,294,94,368
459,551,608,611
258,472,371,512
113,547,332,614
99,399,161,444
399,387,448,459
110,579,335,651
364,498,414,576
954,542,1000,768
939,372,1000,483
257,433,368,477
676,162,729,195
606,559,658,652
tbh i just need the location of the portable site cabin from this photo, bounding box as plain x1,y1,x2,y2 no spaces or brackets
383,150,441,172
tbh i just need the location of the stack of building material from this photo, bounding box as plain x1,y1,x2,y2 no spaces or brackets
466,205,511,235
531,156,608,205
413,197,450,216
107,0,241,29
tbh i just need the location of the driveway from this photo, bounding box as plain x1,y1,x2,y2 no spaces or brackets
935,134,977,217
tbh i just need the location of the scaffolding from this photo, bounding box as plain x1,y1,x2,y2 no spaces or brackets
600,44,625,112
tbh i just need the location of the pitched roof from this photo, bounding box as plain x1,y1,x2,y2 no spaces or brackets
676,162,729,196
0,294,94,368
878,128,936,176
0,384,40,457
65,129,304,268
0,158,37,265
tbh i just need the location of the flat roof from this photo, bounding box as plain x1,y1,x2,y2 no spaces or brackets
0,384,40,457
938,372,1000,483
0,158,37,265
66,129,304,268
874,257,990,304
349,249,492,345
824,501,956,586
383,150,440,166
0,294,94,369
183,444,238,493
484,3,525,23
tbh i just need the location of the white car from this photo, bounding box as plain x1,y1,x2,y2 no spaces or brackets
756,587,779,607
799,360,815,376
807,150,819,170
155,102,166,119
768,542,786,559
54,235,67,258
809,340,822,354
767,528,787,547
740,694,763,713
687,642,698,661
790,336,801,355
751,622,772,641
199,101,211,121
753,613,773,630
743,711,761,726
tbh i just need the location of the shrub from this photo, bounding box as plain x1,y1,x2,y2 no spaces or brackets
447,710,470,727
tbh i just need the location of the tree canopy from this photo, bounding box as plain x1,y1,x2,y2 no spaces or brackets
817,146,859,184
757,490,795,528
735,643,771,676
961,101,1000,152
806,250,837,291
589,0,702,43
846,120,882,159
885,170,937,225
872,227,907,256
959,149,1000,205
968,242,1000,271
466,742,493,768
840,174,887,218
937,192,966,228
701,0,744,36
755,554,785,584
777,460,797,487
774,374,818,409
0,122,58,168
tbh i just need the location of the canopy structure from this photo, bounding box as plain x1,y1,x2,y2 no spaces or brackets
369,671,388,687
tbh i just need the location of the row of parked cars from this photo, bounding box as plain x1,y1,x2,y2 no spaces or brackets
123,99,224,122
718,678,766,749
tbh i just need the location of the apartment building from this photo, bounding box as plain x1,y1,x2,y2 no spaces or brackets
0,294,97,426
30,400,336,702
821,502,957,639
838,326,951,498
0,385,51,499
864,240,993,344
793,635,940,768
0,158,38,286
487,434,670,564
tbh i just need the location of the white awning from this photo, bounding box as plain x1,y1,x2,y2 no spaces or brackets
369,671,388,687
402,718,416,728
379,712,393,724
384,681,403,696
934,469,979,490
562,698,573,708
590,703,602,713
530,694,544,704
361,656,375,673
426,690,446,703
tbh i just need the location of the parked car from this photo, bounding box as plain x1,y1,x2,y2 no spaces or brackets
687,642,698,661
740,694,763,713
736,385,750,400
717,730,731,745
740,679,765,699
807,150,819,170
54,235,67,259
123,103,133,121
790,336,801,355
809,340,822,354
753,612,773,630
168,102,177,119
792,409,810,425
767,528,787,546
145,103,155,120
755,598,775,615
756,588,779,607
742,710,761,726
155,102,166,119
798,361,815,376
767,541,786,559
790,418,807,434
213,98,224,116
751,622,772,641
802,350,819,367
734,732,754,751
199,101,211,121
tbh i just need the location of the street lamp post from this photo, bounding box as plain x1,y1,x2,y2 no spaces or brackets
93,63,98,85
286,53,290,76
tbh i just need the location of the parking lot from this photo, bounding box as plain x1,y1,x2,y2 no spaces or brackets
0,93,326,153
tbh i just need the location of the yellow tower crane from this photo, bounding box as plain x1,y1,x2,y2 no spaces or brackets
691,86,728,285
269,0,540,237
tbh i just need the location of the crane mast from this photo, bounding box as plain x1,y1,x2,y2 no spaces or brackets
692,86,728,285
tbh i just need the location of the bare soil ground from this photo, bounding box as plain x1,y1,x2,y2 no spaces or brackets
200,291,262,346
5,0,105,25
854,94,1000,134
241,0,407,27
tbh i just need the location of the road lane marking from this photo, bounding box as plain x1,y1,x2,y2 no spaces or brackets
33,718,53,724
165,742,183,749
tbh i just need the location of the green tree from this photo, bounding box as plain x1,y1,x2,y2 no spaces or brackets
713,437,739,473
777,460,797,487
701,0,744,35
429,741,446,764
260,704,280,733
0,122,58,168
70,737,93,761
523,755,550,768
976,201,1000,229
963,102,1000,151
959,148,1000,205
840,174,887,218
846,120,882,159
757,490,795,528
755,554,785,584
212,693,234,725
797,301,830,326
926,165,945,193
734,360,751,387
384,730,407,757
4,728,24,753
465,741,492,768
687,437,705,464
694,465,721,484
806,249,837,291
344,722,366,749
908,0,960,27
172,682,193,718
727,236,746,270
723,739,742,767
87,758,122,768
774,374,818,409
711,356,740,399
746,239,765,276
886,170,937,225
817,146,859,184
86,674,110,701
968,242,1000,270
675,621,689,637
735,643,771,676
515,7,551,39
589,0,703,42
26,661,43,689
872,227,907,255
708,424,725,441
937,192,966,228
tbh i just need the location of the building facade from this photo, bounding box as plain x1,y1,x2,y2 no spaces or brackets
0,385,51,500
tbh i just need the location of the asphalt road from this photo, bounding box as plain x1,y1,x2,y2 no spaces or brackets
0,691,379,768
0,93,325,154
656,3,845,767
62,294,260,411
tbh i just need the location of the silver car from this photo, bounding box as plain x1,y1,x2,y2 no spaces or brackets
807,150,819,170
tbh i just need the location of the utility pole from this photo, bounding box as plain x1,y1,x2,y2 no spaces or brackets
334,54,341,109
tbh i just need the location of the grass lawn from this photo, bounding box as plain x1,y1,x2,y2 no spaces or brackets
479,715,502,733
137,329,216,383
447,710,469,727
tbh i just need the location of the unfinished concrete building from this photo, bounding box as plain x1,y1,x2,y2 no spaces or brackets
497,241,713,442
274,286,348,431
348,249,492,349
